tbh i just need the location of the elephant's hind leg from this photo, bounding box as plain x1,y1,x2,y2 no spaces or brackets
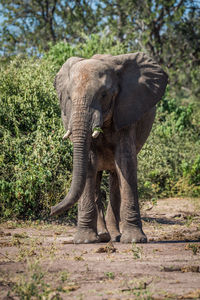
105,171,121,242
95,172,110,242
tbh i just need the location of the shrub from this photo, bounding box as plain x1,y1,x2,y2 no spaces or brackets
45,33,128,70
0,57,73,219
138,90,200,200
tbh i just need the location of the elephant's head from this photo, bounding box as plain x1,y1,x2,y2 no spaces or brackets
50,53,168,216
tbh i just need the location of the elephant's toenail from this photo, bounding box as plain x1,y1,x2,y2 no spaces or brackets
141,237,147,243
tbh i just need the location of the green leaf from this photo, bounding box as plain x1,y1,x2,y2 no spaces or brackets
93,127,103,133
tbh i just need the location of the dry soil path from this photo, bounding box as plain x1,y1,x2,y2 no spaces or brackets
0,198,200,299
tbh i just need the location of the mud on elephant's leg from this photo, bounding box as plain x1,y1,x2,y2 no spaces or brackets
95,172,111,242
105,171,121,242
74,155,99,244
115,138,147,243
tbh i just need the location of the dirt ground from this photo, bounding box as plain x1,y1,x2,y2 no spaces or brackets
0,198,200,300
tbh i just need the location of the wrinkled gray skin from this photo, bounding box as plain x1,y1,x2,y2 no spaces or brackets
51,53,168,243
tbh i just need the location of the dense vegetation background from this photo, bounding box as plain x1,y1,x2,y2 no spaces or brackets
0,0,199,220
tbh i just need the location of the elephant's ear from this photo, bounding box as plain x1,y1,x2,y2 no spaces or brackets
113,52,168,130
54,57,84,128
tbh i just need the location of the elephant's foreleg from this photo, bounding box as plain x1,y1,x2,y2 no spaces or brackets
115,134,147,243
105,171,121,242
95,171,110,242
74,154,99,244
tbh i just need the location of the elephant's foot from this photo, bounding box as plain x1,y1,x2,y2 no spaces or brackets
74,228,99,244
108,230,121,242
98,231,111,242
97,222,111,242
121,226,147,243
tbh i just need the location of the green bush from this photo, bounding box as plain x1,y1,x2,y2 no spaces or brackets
138,90,200,199
0,57,73,219
45,34,128,69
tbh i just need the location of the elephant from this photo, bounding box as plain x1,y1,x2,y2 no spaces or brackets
50,52,168,243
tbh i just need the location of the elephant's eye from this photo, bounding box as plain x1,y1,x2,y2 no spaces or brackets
102,92,107,98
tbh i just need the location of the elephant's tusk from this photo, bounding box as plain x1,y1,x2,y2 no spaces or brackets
92,130,100,138
63,130,71,140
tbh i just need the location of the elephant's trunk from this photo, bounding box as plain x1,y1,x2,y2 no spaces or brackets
50,108,90,216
